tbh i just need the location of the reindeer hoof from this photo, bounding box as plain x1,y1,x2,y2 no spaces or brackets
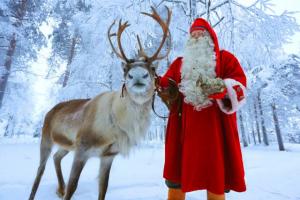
56,187,65,198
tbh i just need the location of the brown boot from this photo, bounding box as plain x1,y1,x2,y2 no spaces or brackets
207,191,225,200
167,188,186,200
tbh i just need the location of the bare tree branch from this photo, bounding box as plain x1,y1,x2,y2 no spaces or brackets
197,0,206,5
213,16,225,28
176,27,188,34
200,0,229,17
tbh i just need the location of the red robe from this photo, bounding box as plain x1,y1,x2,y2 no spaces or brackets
160,19,247,194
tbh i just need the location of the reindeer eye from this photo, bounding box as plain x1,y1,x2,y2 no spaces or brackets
128,74,133,79
143,74,149,79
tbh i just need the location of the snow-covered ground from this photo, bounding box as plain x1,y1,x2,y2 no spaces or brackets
0,138,300,200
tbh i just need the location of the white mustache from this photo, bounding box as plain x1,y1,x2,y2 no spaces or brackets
186,35,214,49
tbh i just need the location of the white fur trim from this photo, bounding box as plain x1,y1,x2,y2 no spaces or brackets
216,78,246,114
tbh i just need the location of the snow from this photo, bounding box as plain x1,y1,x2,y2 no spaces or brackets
0,139,300,200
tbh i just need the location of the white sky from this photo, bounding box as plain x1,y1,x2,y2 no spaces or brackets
239,0,300,54
270,0,300,54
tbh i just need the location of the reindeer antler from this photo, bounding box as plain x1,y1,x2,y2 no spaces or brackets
136,34,147,58
108,6,172,64
139,6,172,63
108,20,131,63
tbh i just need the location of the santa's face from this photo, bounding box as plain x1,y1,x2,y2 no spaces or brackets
181,30,216,79
191,29,206,39
179,30,217,110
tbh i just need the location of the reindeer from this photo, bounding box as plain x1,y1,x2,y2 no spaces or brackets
28,6,171,200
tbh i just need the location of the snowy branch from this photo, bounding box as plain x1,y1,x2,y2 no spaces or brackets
199,0,229,17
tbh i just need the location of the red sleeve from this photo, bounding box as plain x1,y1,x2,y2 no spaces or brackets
221,50,247,88
159,57,182,88
216,50,247,114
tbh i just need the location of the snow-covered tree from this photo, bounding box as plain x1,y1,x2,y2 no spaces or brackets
0,0,299,145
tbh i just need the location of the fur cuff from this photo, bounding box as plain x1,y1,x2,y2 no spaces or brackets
216,78,246,114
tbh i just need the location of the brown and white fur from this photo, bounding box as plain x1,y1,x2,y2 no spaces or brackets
28,58,156,200
29,6,171,200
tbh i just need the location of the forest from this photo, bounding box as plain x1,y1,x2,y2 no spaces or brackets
1,1,300,200
0,0,299,149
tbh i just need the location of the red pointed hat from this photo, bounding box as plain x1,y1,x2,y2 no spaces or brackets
190,18,209,33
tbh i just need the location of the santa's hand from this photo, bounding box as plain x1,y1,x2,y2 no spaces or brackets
221,97,232,110
156,78,179,110
154,76,161,88
199,76,226,95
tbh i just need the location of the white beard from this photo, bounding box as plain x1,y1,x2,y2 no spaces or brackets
179,35,217,111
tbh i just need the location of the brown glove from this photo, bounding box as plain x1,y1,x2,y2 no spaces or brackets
157,78,179,110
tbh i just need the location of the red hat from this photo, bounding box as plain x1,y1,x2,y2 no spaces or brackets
189,18,209,33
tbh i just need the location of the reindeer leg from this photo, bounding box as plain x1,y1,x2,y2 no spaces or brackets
29,137,53,200
53,148,69,198
63,150,88,200
98,155,115,200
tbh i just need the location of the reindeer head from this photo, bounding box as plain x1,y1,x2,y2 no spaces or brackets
108,6,172,105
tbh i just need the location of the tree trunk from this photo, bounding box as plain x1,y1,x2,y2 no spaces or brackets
205,0,212,24
62,37,77,87
253,100,261,143
163,118,167,141
251,122,257,145
0,34,16,108
271,102,285,151
13,0,28,27
249,102,257,145
247,129,251,144
244,110,251,144
189,0,197,22
257,91,269,145
108,67,113,91
4,115,12,137
108,52,114,91
238,111,248,147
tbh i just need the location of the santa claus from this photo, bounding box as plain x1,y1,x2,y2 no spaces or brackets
158,18,247,200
